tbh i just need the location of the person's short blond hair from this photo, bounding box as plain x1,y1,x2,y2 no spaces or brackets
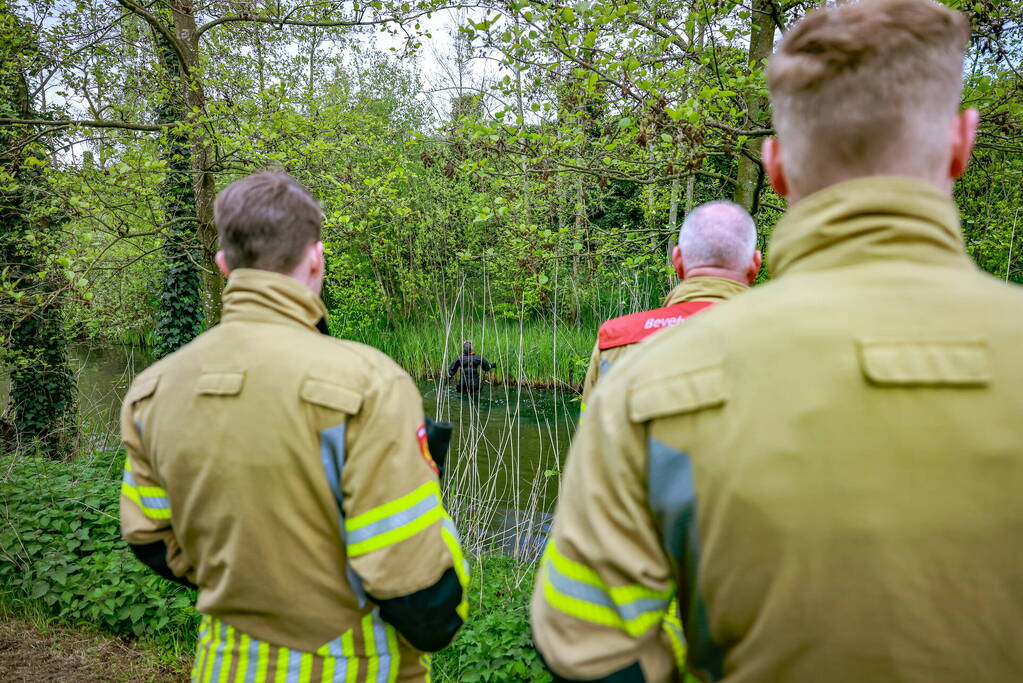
768,0,970,193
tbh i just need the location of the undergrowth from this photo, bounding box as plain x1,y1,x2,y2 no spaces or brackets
0,450,548,681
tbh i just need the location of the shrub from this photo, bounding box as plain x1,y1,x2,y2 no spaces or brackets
0,450,198,651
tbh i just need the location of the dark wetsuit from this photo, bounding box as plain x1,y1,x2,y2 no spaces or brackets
447,352,495,393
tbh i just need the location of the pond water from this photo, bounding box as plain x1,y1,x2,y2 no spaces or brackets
1,345,579,559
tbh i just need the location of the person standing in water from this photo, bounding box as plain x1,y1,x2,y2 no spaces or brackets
447,340,496,394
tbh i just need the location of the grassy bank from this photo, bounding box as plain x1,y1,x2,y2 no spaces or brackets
333,315,598,391
0,450,548,681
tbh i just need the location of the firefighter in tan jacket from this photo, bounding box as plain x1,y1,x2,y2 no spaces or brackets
120,173,467,682
533,2,1023,682
581,201,760,405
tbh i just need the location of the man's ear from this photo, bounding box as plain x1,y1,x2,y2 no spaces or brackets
762,138,789,198
671,245,686,280
949,108,979,180
215,250,231,277
747,250,763,284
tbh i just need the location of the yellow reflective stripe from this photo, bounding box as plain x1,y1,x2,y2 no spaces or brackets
274,647,287,683
320,654,334,683
236,633,251,683
385,624,400,683
342,630,357,683
299,652,313,682
362,614,378,683
347,481,441,531
440,516,470,621
121,481,173,519
256,641,270,682
219,623,235,683
420,654,431,683
193,616,214,680
541,540,672,637
662,598,687,671
580,401,588,412
203,618,221,682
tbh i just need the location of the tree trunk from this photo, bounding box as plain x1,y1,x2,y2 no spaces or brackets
170,0,222,323
732,0,776,212
151,22,205,357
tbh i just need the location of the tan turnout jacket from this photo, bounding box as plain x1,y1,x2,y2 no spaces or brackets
532,177,1023,682
581,277,748,403
120,269,467,682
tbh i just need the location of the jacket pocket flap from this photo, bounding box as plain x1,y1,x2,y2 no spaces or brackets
126,375,160,404
858,340,990,386
300,378,362,414
629,365,726,422
197,371,246,396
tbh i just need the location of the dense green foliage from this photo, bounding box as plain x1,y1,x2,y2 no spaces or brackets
0,4,76,455
0,450,548,679
0,451,198,650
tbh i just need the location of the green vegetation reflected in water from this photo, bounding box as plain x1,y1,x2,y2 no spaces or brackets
2,346,578,559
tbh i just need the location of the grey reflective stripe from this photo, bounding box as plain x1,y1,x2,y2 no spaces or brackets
318,422,368,608
545,555,669,622
320,423,346,502
347,493,441,546
243,630,260,683
122,469,170,509
285,647,302,683
599,358,613,375
372,611,392,683
648,437,696,565
209,620,229,681
133,419,143,438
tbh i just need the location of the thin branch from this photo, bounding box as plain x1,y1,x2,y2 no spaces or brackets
0,117,165,132
197,6,458,37
114,0,192,76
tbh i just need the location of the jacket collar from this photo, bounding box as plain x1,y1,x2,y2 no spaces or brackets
768,176,972,278
220,268,327,330
663,276,748,307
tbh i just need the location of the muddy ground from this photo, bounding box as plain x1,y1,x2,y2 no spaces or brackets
0,617,187,682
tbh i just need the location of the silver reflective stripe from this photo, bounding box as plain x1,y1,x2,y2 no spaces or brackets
346,493,441,546
599,358,613,375
372,611,392,683
545,555,669,622
647,437,696,565
243,632,260,683
208,620,228,682
133,420,144,438
319,423,346,502
285,648,302,683
319,422,368,607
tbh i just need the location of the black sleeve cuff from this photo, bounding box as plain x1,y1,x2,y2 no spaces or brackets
547,660,645,683
368,567,464,652
129,540,197,590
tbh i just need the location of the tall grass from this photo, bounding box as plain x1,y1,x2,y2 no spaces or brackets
338,315,598,390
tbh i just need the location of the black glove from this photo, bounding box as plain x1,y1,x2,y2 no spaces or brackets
425,417,453,477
